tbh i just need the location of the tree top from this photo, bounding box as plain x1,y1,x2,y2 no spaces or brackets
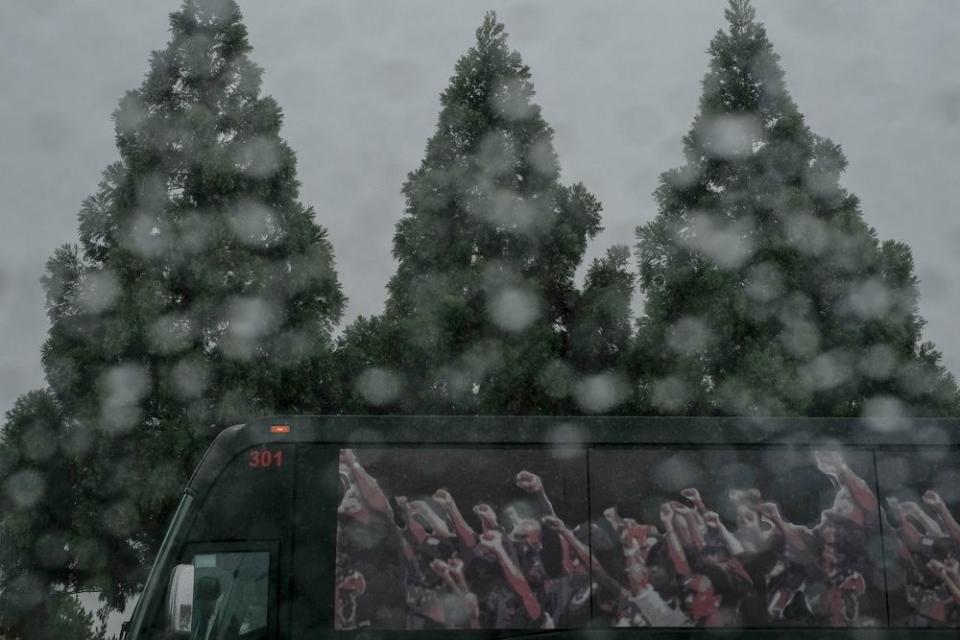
476,11,506,49
725,0,757,31
176,0,242,27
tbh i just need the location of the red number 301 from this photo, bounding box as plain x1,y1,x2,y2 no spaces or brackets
249,449,284,468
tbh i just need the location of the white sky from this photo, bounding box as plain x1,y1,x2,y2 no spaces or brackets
2,0,959,418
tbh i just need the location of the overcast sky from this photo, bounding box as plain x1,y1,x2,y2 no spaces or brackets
2,0,959,418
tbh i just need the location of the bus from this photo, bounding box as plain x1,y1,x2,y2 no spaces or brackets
121,415,960,638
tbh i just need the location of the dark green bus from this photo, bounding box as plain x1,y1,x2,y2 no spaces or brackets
122,416,960,638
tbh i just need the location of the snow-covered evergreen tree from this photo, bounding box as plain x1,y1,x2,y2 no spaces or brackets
633,0,958,416
1,2,344,632
340,13,622,414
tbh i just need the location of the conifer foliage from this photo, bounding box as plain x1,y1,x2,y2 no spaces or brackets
571,246,636,376
0,392,88,639
633,0,958,416
341,13,625,414
1,0,344,633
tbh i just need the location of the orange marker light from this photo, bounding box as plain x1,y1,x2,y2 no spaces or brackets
270,424,291,434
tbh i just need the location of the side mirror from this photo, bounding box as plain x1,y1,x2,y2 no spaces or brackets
166,564,194,636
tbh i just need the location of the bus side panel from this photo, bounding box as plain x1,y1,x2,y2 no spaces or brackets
876,448,960,628
301,444,591,632
589,446,886,628
290,444,341,636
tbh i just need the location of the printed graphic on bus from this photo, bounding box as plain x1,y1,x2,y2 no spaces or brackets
588,448,885,628
335,447,589,630
335,446,960,629
877,450,960,628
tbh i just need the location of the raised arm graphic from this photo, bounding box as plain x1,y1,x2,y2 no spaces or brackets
923,490,960,545
433,488,478,548
478,530,544,623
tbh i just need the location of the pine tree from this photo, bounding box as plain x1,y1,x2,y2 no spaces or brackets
341,13,606,414
633,0,958,416
332,315,400,412
564,246,636,413
570,246,635,374
3,0,344,622
0,393,108,640
40,596,101,640
0,392,77,638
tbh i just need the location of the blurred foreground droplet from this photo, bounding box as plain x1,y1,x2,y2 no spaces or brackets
355,367,401,407
4,468,46,509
